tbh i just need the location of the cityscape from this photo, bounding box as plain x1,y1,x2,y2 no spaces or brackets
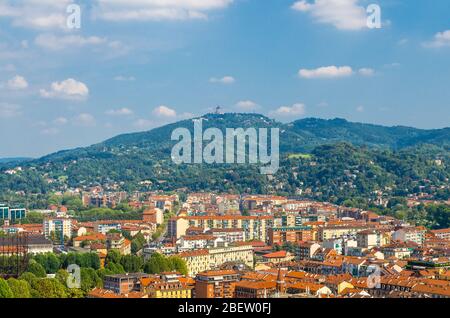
0,0,449,305
1,188,449,299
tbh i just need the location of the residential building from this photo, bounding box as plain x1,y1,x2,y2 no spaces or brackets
261,251,295,264
178,243,254,277
183,215,273,242
431,228,450,241
195,270,240,298
168,217,190,239
104,273,150,294
393,228,425,245
43,217,72,244
234,281,277,298
296,242,321,260
106,232,131,255
268,226,313,246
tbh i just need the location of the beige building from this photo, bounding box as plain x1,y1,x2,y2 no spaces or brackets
168,217,190,239
318,225,369,242
183,216,273,242
178,243,254,277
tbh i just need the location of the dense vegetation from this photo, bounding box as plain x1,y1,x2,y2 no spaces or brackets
0,113,448,220
0,250,187,298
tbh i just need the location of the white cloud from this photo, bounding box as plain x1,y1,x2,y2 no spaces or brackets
0,1,73,30
94,0,234,22
270,103,306,117
73,113,96,126
134,118,155,129
153,105,177,118
356,105,364,112
299,66,353,79
235,100,260,111
106,108,134,116
358,68,375,77
53,117,68,125
35,34,110,51
423,30,450,48
7,75,29,90
40,78,89,101
209,76,235,84
41,127,60,135
0,103,22,118
291,0,367,31
114,75,136,81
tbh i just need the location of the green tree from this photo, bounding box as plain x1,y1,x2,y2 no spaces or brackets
168,256,188,276
120,255,144,273
105,249,121,265
7,278,31,298
0,278,14,298
105,262,125,274
55,269,69,286
31,278,67,298
143,253,170,274
27,261,46,278
19,272,37,285
80,268,102,293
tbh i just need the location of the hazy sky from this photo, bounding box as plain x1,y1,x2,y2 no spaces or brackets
0,0,449,158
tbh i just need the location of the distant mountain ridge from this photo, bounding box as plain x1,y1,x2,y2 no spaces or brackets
19,113,450,164
1,113,449,200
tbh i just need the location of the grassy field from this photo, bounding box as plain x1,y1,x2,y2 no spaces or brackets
288,153,312,159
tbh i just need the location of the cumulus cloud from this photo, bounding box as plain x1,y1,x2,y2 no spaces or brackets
93,0,234,22
291,0,367,31
358,68,375,76
0,1,73,30
7,75,29,90
235,100,260,111
106,108,134,116
53,117,68,125
356,105,364,112
270,103,306,117
209,76,235,84
299,66,353,79
153,105,177,118
73,113,96,126
40,78,89,100
423,30,450,48
0,103,22,118
41,127,60,135
114,75,136,81
35,34,110,51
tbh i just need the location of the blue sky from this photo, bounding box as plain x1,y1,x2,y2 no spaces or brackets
0,0,449,158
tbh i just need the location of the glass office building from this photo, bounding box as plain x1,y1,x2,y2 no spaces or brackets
0,204,27,221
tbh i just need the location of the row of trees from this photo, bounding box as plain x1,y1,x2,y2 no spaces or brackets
0,249,188,298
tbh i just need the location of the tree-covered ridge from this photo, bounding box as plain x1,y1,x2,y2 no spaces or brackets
0,114,448,201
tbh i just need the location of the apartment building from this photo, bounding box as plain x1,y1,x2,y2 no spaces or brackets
393,227,425,245
43,217,72,243
268,226,313,246
183,215,273,242
195,270,240,298
318,225,369,242
178,243,254,277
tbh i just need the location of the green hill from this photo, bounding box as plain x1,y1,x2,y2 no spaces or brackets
0,113,449,201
